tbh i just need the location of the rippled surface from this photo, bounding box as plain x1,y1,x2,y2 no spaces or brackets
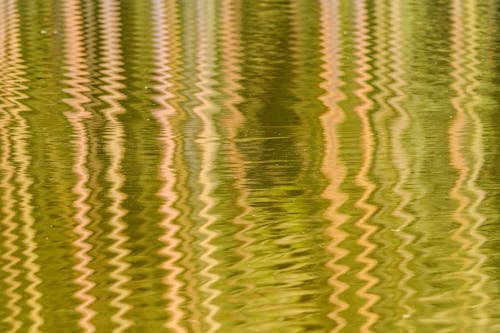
0,0,499,332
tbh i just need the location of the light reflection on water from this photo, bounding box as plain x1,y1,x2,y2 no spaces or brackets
0,0,499,332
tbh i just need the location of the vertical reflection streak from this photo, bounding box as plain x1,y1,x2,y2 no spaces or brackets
98,1,132,331
319,1,349,331
448,0,489,330
151,1,185,331
62,0,96,332
463,0,490,325
175,3,202,329
193,1,221,331
0,109,21,332
353,2,379,332
4,1,44,331
448,1,473,329
0,1,22,330
219,0,254,295
369,2,395,329
387,1,416,330
220,0,254,292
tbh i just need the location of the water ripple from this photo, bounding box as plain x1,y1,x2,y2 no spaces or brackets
97,1,132,331
0,2,23,331
151,0,185,331
192,1,222,331
449,0,490,330
219,0,257,318
1,1,44,331
61,1,97,332
352,2,379,331
0,1,499,332
319,1,350,331
386,1,417,331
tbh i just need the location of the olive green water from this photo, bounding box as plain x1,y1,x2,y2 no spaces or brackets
0,0,499,332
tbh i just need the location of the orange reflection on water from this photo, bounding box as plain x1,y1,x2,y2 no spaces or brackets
319,1,350,332
62,0,96,331
192,1,222,332
151,0,185,331
1,1,44,332
352,2,379,332
98,1,132,332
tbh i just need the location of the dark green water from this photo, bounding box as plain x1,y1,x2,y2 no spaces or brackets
0,0,499,332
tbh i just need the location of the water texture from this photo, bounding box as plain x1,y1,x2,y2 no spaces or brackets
0,0,499,332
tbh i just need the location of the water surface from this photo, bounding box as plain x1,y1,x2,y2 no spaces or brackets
0,0,499,332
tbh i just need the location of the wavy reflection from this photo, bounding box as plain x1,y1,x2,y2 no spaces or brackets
97,1,132,332
1,1,44,331
0,1,498,332
352,2,379,332
448,0,489,331
61,0,96,331
386,1,416,331
219,2,262,329
319,1,349,331
0,1,23,331
368,2,402,330
174,2,203,330
192,1,221,331
0,109,22,333
151,0,185,332
219,0,256,304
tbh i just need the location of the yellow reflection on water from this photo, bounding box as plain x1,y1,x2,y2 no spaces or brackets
387,1,416,331
0,2,23,331
448,0,489,330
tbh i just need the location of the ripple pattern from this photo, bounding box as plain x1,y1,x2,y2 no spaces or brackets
0,1,499,332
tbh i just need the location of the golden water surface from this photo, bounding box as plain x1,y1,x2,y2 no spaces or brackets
0,1,499,332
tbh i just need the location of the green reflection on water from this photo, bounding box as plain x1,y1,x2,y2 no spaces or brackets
0,0,499,332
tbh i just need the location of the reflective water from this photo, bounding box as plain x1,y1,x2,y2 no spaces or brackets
0,0,499,332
